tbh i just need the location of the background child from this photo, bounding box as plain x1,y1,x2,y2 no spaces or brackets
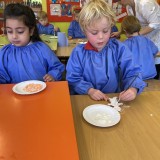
0,3,65,84
68,7,86,40
66,0,146,102
37,11,60,36
111,0,160,79
121,15,160,80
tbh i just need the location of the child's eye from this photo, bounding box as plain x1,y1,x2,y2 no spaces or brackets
17,31,24,34
91,32,97,35
103,30,109,33
6,30,12,34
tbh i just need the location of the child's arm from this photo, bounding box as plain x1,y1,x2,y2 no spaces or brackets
68,21,74,39
0,52,11,83
47,24,55,35
118,43,146,96
41,43,65,81
88,88,108,101
110,31,121,38
119,87,137,101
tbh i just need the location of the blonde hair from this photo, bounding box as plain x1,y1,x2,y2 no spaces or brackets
37,11,48,20
121,15,141,34
79,0,116,31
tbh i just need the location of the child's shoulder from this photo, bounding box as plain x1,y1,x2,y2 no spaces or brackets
47,23,54,27
70,44,86,56
109,38,126,48
71,20,78,24
124,35,153,44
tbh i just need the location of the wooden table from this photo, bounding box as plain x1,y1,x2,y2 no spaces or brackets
144,79,160,91
40,34,58,51
0,34,58,52
0,81,79,160
56,39,87,64
56,39,87,58
56,44,75,58
71,91,160,160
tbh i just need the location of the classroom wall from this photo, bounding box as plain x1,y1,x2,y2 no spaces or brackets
41,0,70,34
42,0,126,40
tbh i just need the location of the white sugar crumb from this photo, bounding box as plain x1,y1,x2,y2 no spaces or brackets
123,105,131,108
150,114,153,117
94,113,112,125
97,119,107,125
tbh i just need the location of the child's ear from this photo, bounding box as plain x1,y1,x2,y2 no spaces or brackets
30,27,35,36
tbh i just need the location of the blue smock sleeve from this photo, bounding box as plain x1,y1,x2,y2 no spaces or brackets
66,47,94,94
68,21,74,37
43,45,65,80
0,47,11,83
116,42,146,94
47,24,54,35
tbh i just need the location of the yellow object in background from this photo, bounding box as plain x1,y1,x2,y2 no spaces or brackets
0,35,9,48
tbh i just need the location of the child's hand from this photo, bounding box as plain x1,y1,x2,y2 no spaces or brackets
119,87,137,101
88,88,108,101
68,36,72,40
54,27,59,32
43,74,55,82
110,31,121,38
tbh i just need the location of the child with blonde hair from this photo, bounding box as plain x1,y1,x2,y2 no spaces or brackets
66,0,146,101
37,11,60,36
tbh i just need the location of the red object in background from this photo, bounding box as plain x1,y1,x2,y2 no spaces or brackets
118,6,127,22
47,0,80,22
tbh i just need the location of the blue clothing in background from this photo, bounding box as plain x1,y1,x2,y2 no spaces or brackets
123,36,158,80
68,20,86,39
111,25,118,33
0,42,65,84
37,23,60,36
66,38,146,95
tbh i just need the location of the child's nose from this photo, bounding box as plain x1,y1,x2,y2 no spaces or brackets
98,32,103,39
12,32,18,39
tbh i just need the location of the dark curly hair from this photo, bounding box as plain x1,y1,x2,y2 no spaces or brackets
3,3,41,42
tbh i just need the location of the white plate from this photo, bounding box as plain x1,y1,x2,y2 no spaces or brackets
12,80,46,95
49,36,58,39
78,41,87,44
83,104,121,127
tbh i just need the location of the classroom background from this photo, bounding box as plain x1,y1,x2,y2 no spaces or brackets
0,0,126,40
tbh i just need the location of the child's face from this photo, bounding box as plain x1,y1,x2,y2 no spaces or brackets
5,18,34,46
38,17,48,26
85,17,111,51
